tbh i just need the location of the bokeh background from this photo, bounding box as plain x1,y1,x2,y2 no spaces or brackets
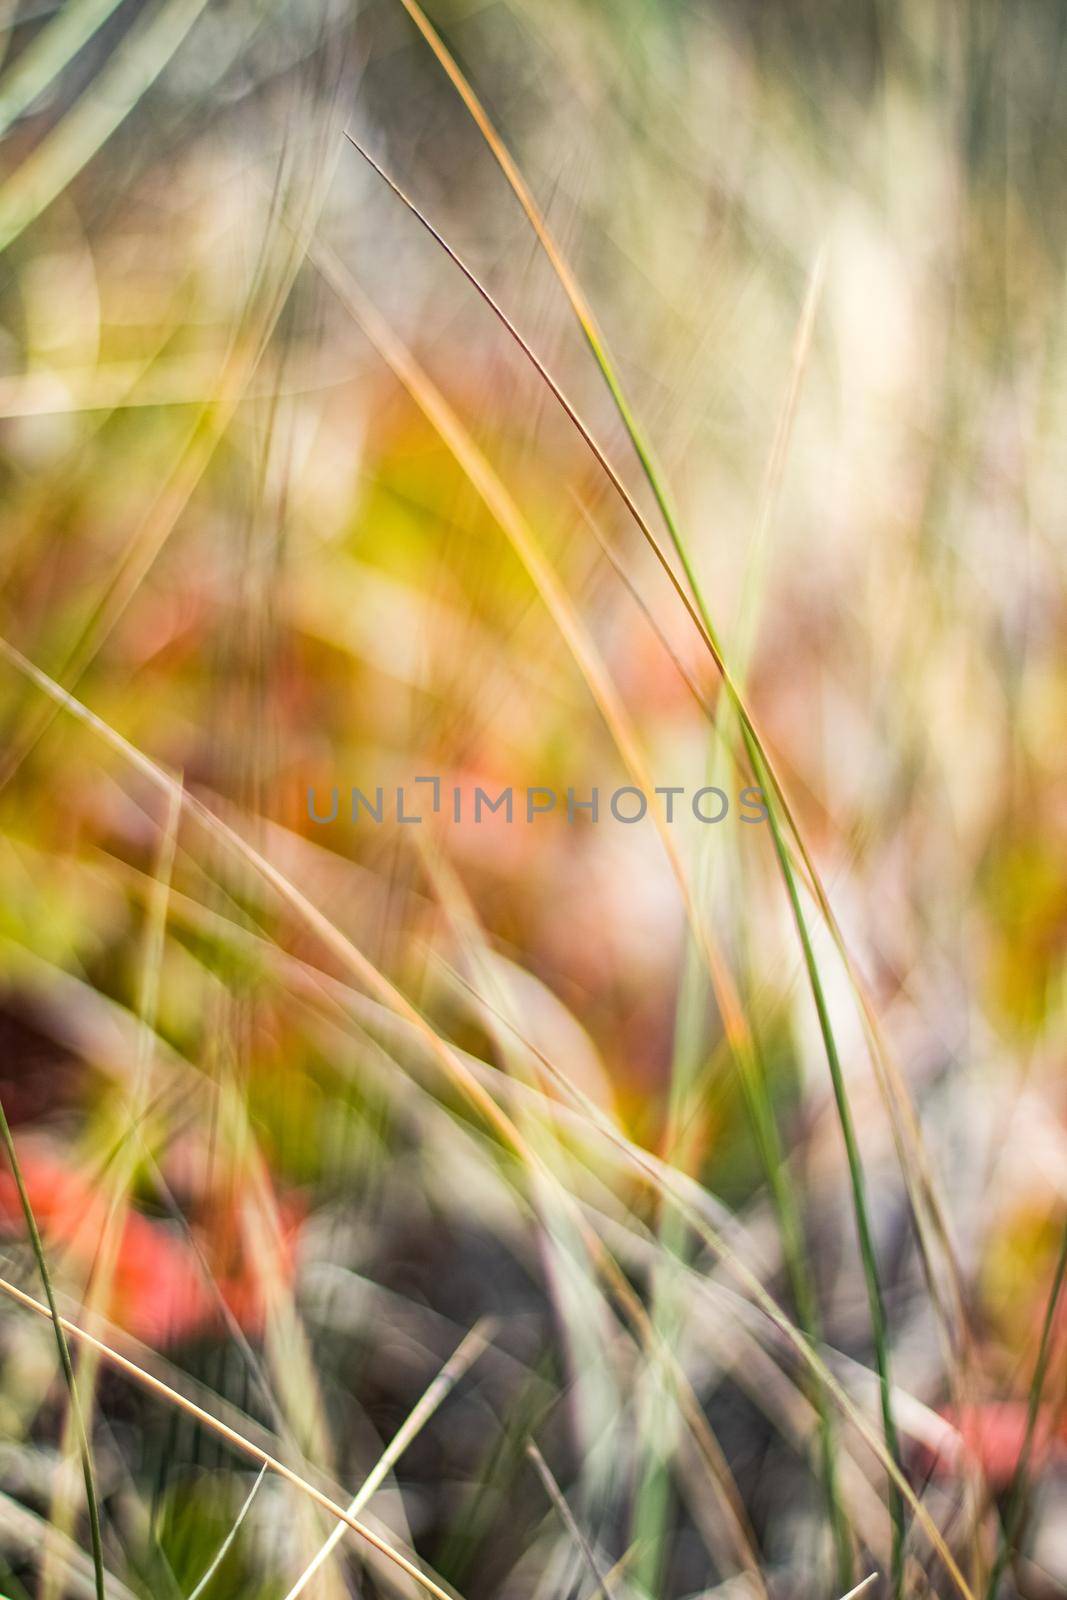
0,1,1065,1597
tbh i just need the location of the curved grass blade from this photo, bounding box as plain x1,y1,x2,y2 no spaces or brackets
187,1465,267,1600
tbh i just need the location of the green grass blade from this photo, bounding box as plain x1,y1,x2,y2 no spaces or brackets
752,737,904,1590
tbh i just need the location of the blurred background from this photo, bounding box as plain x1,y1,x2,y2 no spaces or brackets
0,1,1065,1596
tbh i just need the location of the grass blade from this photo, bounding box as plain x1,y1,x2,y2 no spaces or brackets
187,1465,267,1600
526,1440,616,1600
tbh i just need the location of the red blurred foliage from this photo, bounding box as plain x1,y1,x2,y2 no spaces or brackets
0,1147,302,1346
924,1402,1067,1490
